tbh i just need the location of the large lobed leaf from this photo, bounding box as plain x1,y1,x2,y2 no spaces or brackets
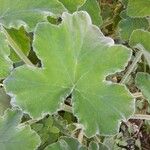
0,0,66,31
0,109,40,150
4,12,133,136
127,0,150,17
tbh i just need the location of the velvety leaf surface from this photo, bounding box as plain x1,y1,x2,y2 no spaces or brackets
0,109,40,150
7,27,31,62
119,12,149,40
59,0,85,12
129,29,150,66
79,0,102,26
136,73,150,103
127,0,150,17
0,0,66,30
44,137,86,150
0,31,12,79
4,12,133,136
0,87,11,116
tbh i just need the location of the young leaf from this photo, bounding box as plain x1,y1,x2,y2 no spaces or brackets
59,0,85,12
0,0,66,31
0,109,40,150
129,29,150,66
0,31,12,79
79,0,102,26
136,73,150,103
0,87,11,116
119,12,149,40
127,0,150,17
44,137,86,150
4,12,133,136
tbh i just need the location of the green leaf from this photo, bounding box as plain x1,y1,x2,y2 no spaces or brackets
0,0,66,31
60,0,102,26
129,29,150,66
136,73,150,103
7,27,31,62
119,12,149,40
45,137,86,150
59,0,85,12
79,0,102,26
0,109,40,150
0,31,12,79
4,12,133,136
127,0,150,17
0,87,11,116
89,141,109,150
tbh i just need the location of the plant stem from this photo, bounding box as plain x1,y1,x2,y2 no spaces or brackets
132,92,143,98
78,128,84,143
1,26,34,67
61,104,72,113
131,114,150,120
120,50,142,84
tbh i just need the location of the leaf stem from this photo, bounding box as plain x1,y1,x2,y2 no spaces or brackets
120,50,142,84
61,104,72,113
78,128,84,143
1,26,34,67
131,114,150,120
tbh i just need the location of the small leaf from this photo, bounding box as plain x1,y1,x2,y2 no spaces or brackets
45,137,86,150
4,12,133,136
59,0,85,12
0,31,12,79
0,109,40,150
127,0,150,17
89,141,109,150
50,126,60,133
136,73,150,103
129,29,150,66
6,27,31,62
0,87,11,116
119,12,149,40
0,0,66,31
60,0,102,26
79,0,102,26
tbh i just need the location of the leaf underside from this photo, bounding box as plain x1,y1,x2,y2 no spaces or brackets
4,11,133,136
